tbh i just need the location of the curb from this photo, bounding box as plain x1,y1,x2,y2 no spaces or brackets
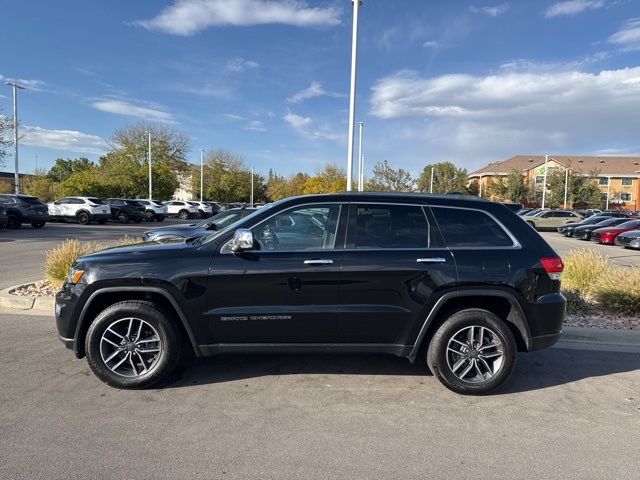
0,283,55,312
556,326,640,353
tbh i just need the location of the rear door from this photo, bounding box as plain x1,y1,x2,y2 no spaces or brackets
337,202,457,346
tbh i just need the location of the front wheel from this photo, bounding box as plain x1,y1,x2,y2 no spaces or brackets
77,212,90,225
178,209,190,220
7,214,20,229
145,211,156,222
427,309,517,395
85,300,181,389
118,212,129,224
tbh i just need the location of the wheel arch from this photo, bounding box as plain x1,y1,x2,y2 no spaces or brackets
409,290,531,362
73,286,200,359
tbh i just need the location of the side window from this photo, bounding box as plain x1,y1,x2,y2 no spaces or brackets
353,204,432,249
252,204,341,251
69,198,84,204
432,207,514,248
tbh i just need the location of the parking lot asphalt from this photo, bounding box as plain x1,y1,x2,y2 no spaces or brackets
0,310,639,479
539,231,640,267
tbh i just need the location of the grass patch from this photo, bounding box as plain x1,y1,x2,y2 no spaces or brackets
562,250,613,298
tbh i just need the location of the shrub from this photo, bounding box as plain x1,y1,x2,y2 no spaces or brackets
562,289,590,316
43,239,104,287
596,268,640,316
562,250,612,298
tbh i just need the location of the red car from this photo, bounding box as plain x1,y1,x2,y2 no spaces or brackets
591,219,640,244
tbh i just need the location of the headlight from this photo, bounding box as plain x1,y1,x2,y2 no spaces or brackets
67,268,85,285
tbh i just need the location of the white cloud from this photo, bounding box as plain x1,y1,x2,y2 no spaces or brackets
283,111,342,141
469,3,510,16
608,18,640,51
91,100,176,123
0,74,48,92
21,125,108,154
245,120,267,131
135,0,341,36
287,81,342,103
370,67,640,171
423,41,442,48
224,113,244,120
226,57,259,72
544,0,605,18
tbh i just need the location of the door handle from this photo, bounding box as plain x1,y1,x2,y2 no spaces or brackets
416,257,446,264
304,259,334,265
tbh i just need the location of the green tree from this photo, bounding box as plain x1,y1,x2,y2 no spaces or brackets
504,169,532,204
266,170,309,201
0,178,12,193
486,177,507,200
365,160,414,192
0,111,12,169
416,162,468,194
47,157,94,182
60,167,109,197
570,171,602,209
199,149,266,203
302,164,347,194
23,169,58,201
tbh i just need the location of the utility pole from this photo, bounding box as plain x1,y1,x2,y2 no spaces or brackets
541,155,549,209
250,166,254,207
360,153,366,191
430,166,435,194
147,130,152,199
200,149,204,202
6,82,25,194
357,121,364,191
606,177,611,210
479,175,483,197
563,168,569,209
346,0,362,191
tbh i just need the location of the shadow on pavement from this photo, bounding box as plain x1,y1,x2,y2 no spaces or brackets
164,347,640,394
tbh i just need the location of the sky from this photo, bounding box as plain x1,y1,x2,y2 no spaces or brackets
2,0,640,178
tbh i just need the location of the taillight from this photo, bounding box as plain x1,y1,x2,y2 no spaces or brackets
540,257,564,281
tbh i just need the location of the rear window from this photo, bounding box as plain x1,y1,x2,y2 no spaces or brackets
353,204,433,249
19,196,44,205
87,198,104,204
432,207,514,248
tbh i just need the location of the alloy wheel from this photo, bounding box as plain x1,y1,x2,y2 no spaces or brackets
446,325,504,384
99,317,162,378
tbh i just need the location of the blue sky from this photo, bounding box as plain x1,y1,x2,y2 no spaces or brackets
2,0,640,178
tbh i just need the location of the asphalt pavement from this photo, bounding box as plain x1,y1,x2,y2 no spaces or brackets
1,310,639,479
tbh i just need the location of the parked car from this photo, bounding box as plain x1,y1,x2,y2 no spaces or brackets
187,201,213,218
572,217,630,240
164,200,198,220
614,230,640,249
590,219,640,245
0,203,8,229
523,210,582,230
601,210,631,218
48,197,111,225
517,209,534,216
0,194,49,229
143,208,257,243
131,199,167,222
557,215,612,236
104,198,146,223
56,192,566,395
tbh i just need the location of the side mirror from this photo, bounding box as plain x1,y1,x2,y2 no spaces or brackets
231,229,254,252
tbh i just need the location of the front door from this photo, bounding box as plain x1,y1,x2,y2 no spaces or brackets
337,203,457,346
207,203,346,343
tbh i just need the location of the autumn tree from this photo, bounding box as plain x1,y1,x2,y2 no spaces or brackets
266,170,309,201
366,160,414,192
302,164,347,194
199,149,266,203
23,169,58,202
0,111,12,169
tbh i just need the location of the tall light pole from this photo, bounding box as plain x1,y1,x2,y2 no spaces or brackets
346,0,362,191
147,130,152,199
250,166,254,207
563,167,569,209
606,177,611,210
541,155,550,209
200,149,204,202
430,167,435,194
357,121,364,191
360,153,366,191
6,82,25,194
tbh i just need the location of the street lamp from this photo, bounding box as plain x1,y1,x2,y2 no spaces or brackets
200,149,204,202
147,130,152,199
346,0,363,191
360,153,366,191
250,166,254,207
357,121,364,191
5,82,25,194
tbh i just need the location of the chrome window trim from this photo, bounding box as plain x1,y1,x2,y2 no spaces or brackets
220,202,344,254
430,205,522,250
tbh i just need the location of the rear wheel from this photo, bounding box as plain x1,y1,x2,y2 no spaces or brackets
145,211,155,222
427,309,517,395
155,215,165,222
118,211,129,223
77,212,90,225
178,209,190,220
31,221,46,228
7,214,20,229
85,300,181,389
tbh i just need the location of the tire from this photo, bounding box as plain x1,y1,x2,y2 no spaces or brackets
426,309,517,395
77,212,90,225
97,218,108,225
118,211,129,224
155,215,165,222
7,214,20,229
31,221,46,228
145,211,155,222
196,209,204,219
178,209,190,220
85,300,181,389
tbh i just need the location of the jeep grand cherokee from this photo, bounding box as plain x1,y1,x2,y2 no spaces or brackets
55,193,566,395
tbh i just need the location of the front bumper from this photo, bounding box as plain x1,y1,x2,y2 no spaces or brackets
528,331,562,351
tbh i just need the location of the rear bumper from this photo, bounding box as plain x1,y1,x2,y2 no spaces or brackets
523,293,566,351
527,331,562,351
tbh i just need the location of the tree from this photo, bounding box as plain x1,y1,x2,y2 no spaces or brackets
0,111,12,169
416,162,468,194
486,177,507,200
199,149,266,203
302,164,347,194
23,170,58,202
365,160,414,192
47,157,94,182
570,171,603,209
60,167,109,197
0,178,12,193
266,170,309,201
504,169,532,204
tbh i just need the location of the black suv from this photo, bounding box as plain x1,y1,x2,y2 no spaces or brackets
0,194,49,229
104,198,146,223
55,193,566,394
